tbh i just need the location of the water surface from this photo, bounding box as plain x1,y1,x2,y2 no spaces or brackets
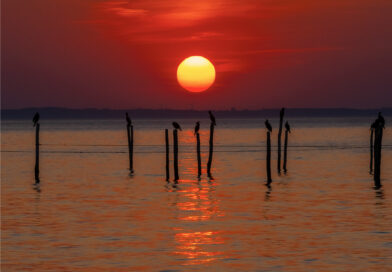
2,118,392,271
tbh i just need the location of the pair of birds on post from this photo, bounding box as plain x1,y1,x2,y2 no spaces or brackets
264,119,290,133
372,112,385,130
172,111,216,135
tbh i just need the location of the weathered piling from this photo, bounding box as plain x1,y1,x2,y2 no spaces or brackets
35,123,40,181
126,113,134,173
32,112,40,182
196,132,201,177
277,108,285,173
373,112,385,188
283,121,291,173
207,123,214,177
173,129,179,181
283,133,288,172
370,124,374,173
165,129,170,181
283,130,288,172
265,119,272,184
373,125,383,187
266,131,272,184
126,124,134,173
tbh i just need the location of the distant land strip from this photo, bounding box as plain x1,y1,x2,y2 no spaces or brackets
2,107,392,120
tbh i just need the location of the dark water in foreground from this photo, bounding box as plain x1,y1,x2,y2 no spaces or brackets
2,118,392,271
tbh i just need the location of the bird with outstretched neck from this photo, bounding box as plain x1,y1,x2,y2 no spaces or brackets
33,112,40,127
126,112,132,126
208,111,216,126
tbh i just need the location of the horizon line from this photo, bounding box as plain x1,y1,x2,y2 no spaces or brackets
2,106,392,111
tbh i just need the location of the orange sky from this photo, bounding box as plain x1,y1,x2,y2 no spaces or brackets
2,0,392,109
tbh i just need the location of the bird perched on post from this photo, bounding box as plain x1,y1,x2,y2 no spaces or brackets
376,112,385,128
371,121,377,130
208,111,216,126
265,119,272,132
280,108,285,118
172,122,182,131
33,112,40,127
125,112,132,126
285,121,291,133
194,121,200,135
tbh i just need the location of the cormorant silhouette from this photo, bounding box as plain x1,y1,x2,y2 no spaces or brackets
285,121,291,133
125,112,132,126
376,112,385,128
280,108,285,118
208,111,216,126
194,121,200,135
371,121,377,130
265,119,272,132
172,122,182,131
32,112,40,127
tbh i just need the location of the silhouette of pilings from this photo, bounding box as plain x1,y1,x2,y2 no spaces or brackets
207,123,215,177
127,123,134,173
283,128,289,172
196,132,202,177
165,129,170,181
370,125,374,173
34,123,40,182
277,108,285,173
373,125,383,187
266,131,272,184
173,129,179,181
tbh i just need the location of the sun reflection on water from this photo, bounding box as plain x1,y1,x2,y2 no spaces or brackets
169,162,225,265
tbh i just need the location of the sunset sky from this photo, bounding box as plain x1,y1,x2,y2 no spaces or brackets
2,0,392,110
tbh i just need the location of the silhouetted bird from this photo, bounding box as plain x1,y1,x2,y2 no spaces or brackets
376,112,385,128
208,111,216,126
280,108,285,118
265,119,272,132
285,121,291,133
194,121,200,135
32,112,40,127
172,122,182,131
125,112,132,126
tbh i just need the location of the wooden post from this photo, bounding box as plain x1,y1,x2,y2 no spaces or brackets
127,124,134,173
266,131,272,184
35,123,40,182
196,132,201,177
283,129,288,172
165,129,170,181
207,123,214,177
370,127,374,173
374,126,383,187
277,108,285,173
173,129,179,181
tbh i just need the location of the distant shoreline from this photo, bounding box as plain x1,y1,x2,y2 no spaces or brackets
2,107,391,120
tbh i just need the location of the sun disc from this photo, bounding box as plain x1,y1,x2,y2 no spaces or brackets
177,56,215,92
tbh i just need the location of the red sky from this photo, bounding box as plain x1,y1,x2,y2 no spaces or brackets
2,0,392,109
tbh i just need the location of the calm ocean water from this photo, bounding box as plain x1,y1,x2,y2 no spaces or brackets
2,117,392,271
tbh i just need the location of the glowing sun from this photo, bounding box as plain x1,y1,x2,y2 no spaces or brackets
177,56,216,93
